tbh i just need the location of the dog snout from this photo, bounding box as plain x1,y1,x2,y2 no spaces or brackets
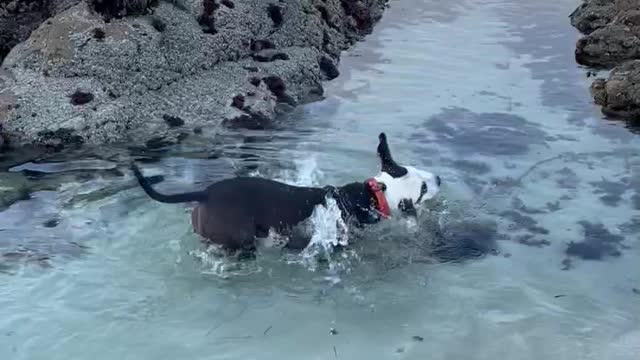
436,175,442,187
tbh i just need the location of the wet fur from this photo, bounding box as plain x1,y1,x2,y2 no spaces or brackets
132,133,441,251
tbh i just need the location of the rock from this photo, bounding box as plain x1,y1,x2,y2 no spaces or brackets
319,56,340,80
223,87,277,130
231,94,245,109
162,114,185,127
0,0,81,63
570,0,640,123
1,0,388,148
575,23,640,67
252,49,290,62
571,0,640,67
569,0,619,35
590,60,640,122
69,90,95,105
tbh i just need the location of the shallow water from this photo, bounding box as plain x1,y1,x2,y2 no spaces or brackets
2,0,640,359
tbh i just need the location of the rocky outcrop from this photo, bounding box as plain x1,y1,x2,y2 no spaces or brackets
570,0,640,123
591,60,640,121
0,0,81,62
0,0,387,149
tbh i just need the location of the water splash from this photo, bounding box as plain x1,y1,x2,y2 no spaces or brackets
298,197,350,271
250,155,358,272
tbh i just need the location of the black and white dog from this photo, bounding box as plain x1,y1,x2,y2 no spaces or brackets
132,133,441,251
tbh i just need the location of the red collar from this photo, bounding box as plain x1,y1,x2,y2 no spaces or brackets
366,178,391,219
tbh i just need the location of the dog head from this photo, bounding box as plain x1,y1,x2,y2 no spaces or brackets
373,133,441,216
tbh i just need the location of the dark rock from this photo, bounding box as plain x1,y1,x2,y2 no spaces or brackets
267,4,283,28
89,0,157,21
252,49,290,62
69,90,94,105
341,0,374,32
92,27,106,40
316,5,333,27
263,75,286,98
249,77,261,87
198,0,219,34
412,336,424,342
221,0,235,9
162,114,184,127
250,39,275,52
319,56,340,80
232,94,245,109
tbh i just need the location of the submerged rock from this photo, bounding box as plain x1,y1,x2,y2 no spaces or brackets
0,0,387,148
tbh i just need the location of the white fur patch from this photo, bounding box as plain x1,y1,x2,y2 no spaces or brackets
374,165,440,215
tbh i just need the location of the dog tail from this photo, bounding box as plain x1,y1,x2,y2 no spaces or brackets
131,163,207,204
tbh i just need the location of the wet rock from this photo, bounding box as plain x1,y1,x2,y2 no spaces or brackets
0,0,81,63
162,114,184,127
69,90,94,105
575,24,640,68
590,60,640,122
571,0,640,67
319,56,340,80
263,75,288,99
570,0,640,123
231,94,245,109
569,0,620,35
1,0,388,148
223,89,277,130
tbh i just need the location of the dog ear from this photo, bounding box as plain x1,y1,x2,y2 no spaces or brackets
377,133,408,178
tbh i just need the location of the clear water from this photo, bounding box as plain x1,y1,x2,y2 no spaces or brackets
2,0,639,359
